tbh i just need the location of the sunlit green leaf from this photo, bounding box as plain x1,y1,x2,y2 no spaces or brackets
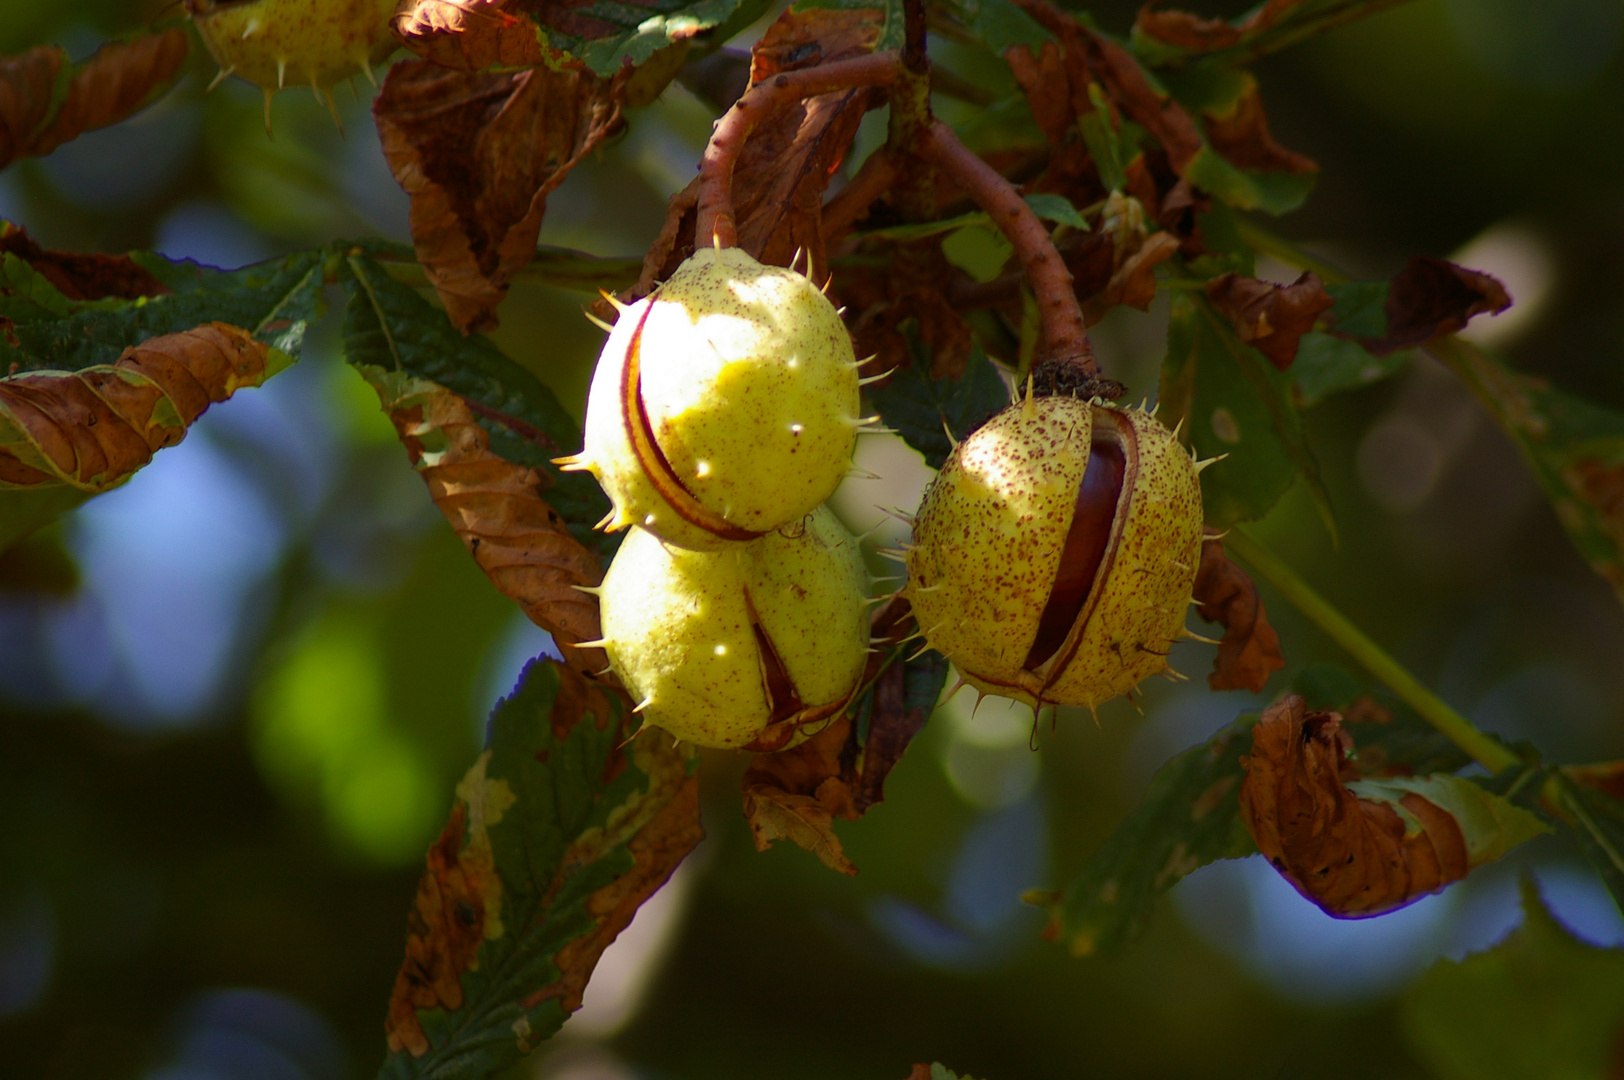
380,659,700,1080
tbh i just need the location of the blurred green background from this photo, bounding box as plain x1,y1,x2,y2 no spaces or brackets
3,1,1624,1078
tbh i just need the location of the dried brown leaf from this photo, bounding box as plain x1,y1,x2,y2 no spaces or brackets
629,8,882,297
852,286,974,386
1568,762,1624,804
1132,0,1306,54
1336,257,1512,356
374,59,624,333
1240,696,1469,918
392,0,553,70
1193,533,1285,692
0,221,169,301
742,775,857,876
0,323,274,491
379,381,606,669
0,30,189,169
1204,270,1332,370
1201,76,1316,176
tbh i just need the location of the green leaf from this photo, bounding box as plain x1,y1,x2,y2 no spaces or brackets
356,238,642,296
1180,145,1317,215
1431,336,1624,611
928,1065,987,1080
339,253,612,553
1402,877,1624,1080
792,0,906,50
1158,291,1325,528
1293,332,1413,406
380,659,700,1080
0,246,326,375
943,0,1054,54
1551,773,1624,916
541,0,753,76
865,332,1010,471
856,195,1089,245
1040,713,1258,956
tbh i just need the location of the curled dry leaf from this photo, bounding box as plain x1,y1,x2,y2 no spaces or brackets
0,222,170,302
1201,74,1316,177
1193,533,1285,692
628,8,882,299
374,59,625,333
850,285,975,388
364,372,606,670
0,323,277,493
740,597,939,875
392,0,552,70
1240,696,1547,918
1204,270,1333,370
0,29,189,170
1133,0,1306,56
1334,257,1512,356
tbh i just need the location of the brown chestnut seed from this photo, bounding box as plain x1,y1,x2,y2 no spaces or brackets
903,393,1208,712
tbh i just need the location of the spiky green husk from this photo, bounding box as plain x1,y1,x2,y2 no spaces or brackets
904,395,1203,711
599,507,869,749
572,248,860,551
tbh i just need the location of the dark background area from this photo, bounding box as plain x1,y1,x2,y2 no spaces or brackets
3,1,1623,1078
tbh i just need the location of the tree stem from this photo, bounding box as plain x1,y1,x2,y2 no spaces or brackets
695,52,902,248
914,120,1095,374
1224,527,1521,774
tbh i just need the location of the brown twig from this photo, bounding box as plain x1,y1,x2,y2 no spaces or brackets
695,52,903,248
823,147,900,244
915,120,1095,375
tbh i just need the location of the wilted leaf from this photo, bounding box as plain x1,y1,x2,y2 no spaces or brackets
741,597,949,873
1130,0,1397,67
1402,877,1624,1080
1292,662,1474,779
1192,532,1285,692
1041,711,1259,956
0,222,170,301
382,659,701,1076
1328,257,1510,356
340,253,611,553
632,7,882,296
374,60,625,333
0,30,188,170
1158,291,1323,527
1203,270,1332,369
1431,335,1624,610
1239,696,1547,918
395,0,753,77
341,255,612,666
906,1066,984,1080
0,244,326,549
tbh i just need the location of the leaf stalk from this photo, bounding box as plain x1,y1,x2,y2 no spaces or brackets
1224,526,1521,774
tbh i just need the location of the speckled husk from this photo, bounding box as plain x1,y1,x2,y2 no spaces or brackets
904,396,1203,711
571,248,860,551
188,0,399,92
599,507,869,749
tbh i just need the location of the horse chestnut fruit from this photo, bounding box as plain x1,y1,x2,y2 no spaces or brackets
564,247,861,551
187,0,399,128
903,392,1206,711
595,506,870,750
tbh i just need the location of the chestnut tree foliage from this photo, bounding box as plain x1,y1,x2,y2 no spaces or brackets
4,0,1624,1077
